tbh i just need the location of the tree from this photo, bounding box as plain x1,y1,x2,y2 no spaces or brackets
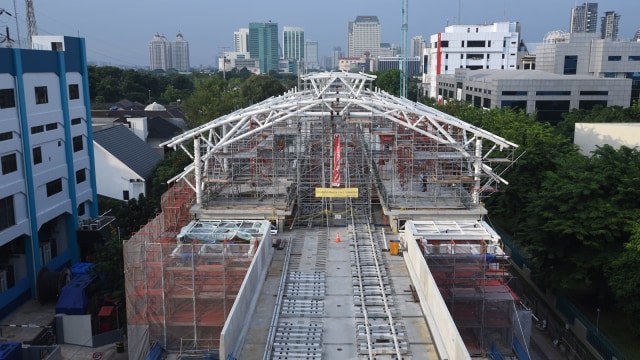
240,74,286,105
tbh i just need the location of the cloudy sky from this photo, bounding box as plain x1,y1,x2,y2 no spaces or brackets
2,0,638,68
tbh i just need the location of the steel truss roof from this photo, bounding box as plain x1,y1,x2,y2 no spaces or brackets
161,71,518,193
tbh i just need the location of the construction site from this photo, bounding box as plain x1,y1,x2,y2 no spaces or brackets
123,72,525,360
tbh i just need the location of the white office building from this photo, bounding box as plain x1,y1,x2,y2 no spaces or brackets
149,33,172,71
234,28,249,53
305,40,319,70
424,22,522,97
171,32,190,72
348,16,381,58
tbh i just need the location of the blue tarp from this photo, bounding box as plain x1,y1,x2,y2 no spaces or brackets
55,275,93,315
144,342,163,360
513,337,531,360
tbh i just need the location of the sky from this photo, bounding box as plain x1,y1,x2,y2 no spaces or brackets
2,0,639,68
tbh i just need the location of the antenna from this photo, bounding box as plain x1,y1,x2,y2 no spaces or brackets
0,10,15,48
400,0,408,98
25,0,37,48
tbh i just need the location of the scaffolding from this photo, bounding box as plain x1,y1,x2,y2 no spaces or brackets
124,180,270,358
413,220,516,357
160,72,518,230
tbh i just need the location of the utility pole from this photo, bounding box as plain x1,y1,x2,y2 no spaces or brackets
218,46,229,81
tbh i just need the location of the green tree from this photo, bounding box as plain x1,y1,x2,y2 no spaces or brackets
240,74,286,105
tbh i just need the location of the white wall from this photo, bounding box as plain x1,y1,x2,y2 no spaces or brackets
93,143,146,201
575,123,640,155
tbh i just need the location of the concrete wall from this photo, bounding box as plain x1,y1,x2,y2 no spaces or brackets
220,229,274,359
402,230,471,360
575,122,640,155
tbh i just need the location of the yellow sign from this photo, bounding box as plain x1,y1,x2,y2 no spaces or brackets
315,188,359,198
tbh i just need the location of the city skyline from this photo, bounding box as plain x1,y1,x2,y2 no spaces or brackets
9,0,640,68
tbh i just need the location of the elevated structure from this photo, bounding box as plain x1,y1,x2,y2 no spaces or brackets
161,72,518,232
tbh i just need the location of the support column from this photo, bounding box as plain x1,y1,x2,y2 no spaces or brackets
194,135,202,205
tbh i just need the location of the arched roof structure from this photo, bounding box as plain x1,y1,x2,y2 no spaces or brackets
161,72,518,225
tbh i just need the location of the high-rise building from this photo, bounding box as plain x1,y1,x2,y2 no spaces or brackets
411,36,426,58
304,40,319,70
571,2,598,33
234,28,249,53
600,11,620,40
149,33,172,70
348,16,381,58
425,22,522,97
0,35,98,319
283,26,304,63
171,32,190,72
331,46,343,70
249,21,279,74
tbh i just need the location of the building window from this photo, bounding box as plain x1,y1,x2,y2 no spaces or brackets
629,56,640,61
0,132,12,141
536,91,571,96
68,84,80,100
123,190,130,201
579,100,607,110
467,40,485,47
603,72,616,78
439,41,449,48
76,169,86,184
563,55,578,75
46,123,57,131
71,118,82,125
487,41,491,47
77,203,85,216
0,89,16,109
1,153,17,175
0,196,15,231
580,90,608,96
608,56,622,61
73,136,83,152
33,146,42,164
461,41,465,47
483,98,491,108
46,178,63,197
31,125,44,134
502,91,528,96
35,86,48,104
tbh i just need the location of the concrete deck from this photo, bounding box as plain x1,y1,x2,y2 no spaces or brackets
237,227,439,359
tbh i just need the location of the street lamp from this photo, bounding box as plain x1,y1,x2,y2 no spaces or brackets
596,308,601,334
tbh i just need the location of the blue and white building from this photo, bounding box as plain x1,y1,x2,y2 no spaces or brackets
0,36,98,318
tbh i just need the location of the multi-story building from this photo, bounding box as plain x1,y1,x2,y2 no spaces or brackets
282,26,304,64
571,2,598,33
348,16,381,58
331,46,343,71
424,21,522,97
149,33,172,71
411,36,426,58
234,28,249,53
536,32,640,105
600,11,620,40
436,68,631,124
378,57,422,76
249,21,279,74
304,40,319,70
219,52,260,74
171,32,190,72
0,36,98,319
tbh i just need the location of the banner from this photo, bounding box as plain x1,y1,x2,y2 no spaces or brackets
332,134,341,187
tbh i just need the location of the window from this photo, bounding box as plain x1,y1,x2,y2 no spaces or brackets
31,125,44,134
502,91,528,96
0,196,15,231
467,40,486,47
33,147,42,164
501,100,527,111
580,90,608,96
45,123,57,131
579,100,607,110
608,56,622,61
46,178,63,197
487,41,491,47
71,118,82,125
76,169,86,184
536,91,571,96
483,98,491,108
563,55,578,75
35,86,48,104
629,56,640,61
461,41,465,47
603,72,616,78
0,132,12,141
439,40,449,48
1,153,17,175
0,89,16,109
73,136,83,152
460,54,463,59
123,190,130,201
68,84,80,100
77,203,85,216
